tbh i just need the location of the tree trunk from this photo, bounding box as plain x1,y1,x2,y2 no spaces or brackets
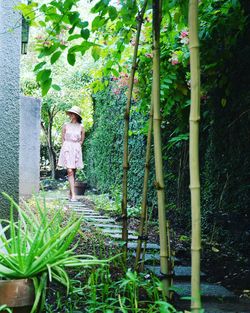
188,0,202,311
41,120,56,179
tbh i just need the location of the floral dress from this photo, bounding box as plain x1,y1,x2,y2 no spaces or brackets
58,122,83,169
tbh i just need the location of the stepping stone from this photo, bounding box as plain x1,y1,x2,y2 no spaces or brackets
81,215,108,219
128,242,160,250
173,282,236,301
90,223,122,229
145,265,206,281
203,301,249,313
105,233,138,240
102,229,135,234
132,252,160,262
86,218,115,223
132,252,181,266
76,212,99,216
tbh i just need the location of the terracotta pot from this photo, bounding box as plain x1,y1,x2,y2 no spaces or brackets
74,181,87,195
0,279,35,313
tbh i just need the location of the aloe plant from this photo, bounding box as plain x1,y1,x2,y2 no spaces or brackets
0,193,107,313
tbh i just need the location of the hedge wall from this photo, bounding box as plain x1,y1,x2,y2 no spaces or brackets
84,85,157,209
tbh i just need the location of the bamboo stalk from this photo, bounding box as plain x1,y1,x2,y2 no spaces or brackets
121,0,148,256
188,0,202,312
152,0,171,297
139,207,148,272
135,97,153,272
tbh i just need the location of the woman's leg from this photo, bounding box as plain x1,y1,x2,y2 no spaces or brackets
67,168,76,200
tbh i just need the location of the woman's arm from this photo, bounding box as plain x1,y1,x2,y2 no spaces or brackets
80,125,85,145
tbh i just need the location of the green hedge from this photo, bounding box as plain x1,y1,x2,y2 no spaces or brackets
84,85,156,209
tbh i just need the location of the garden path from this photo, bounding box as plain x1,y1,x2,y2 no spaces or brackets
42,190,250,313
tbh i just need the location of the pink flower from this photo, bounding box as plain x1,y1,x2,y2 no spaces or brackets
180,30,189,38
43,40,52,48
180,37,189,45
113,88,121,95
180,29,189,45
60,40,67,46
169,53,179,65
35,35,44,40
130,38,136,46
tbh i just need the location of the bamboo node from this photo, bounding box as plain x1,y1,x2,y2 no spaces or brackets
154,181,164,190
158,271,175,280
189,117,200,122
189,44,200,49
189,185,200,189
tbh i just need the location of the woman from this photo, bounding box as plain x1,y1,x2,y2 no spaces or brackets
58,106,85,201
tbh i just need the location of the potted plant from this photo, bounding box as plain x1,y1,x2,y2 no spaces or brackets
0,193,107,313
74,169,87,195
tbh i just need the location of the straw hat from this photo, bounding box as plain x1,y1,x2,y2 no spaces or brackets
66,106,82,119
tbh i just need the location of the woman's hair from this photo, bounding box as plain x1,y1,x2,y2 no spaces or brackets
76,115,82,124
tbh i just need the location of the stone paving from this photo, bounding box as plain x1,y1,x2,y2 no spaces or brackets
44,192,249,313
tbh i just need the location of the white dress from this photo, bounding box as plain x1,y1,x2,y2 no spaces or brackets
58,122,83,169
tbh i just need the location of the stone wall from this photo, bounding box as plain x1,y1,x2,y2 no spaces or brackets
19,96,41,198
0,0,22,218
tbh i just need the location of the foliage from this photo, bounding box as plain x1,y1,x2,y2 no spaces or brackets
45,265,180,312
84,83,157,210
18,0,250,281
0,194,107,313
76,168,87,181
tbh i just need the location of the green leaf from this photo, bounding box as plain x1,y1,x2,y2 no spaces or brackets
39,21,46,27
81,28,90,40
111,68,119,77
92,16,106,31
79,21,89,28
50,51,62,64
51,84,61,91
90,0,110,14
108,6,118,21
34,61,46,72
68,34,82,41
67,53,76,66
41,78,52,96
68,12,80,25
91,46,101,61
36,69,51,82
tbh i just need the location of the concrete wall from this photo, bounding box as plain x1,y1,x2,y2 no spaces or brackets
19,96,41,198
0,0,22,219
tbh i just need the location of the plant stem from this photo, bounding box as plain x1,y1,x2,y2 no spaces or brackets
135,95,153,271
188,0,202,311
152,0,171,298
121,0,148,257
